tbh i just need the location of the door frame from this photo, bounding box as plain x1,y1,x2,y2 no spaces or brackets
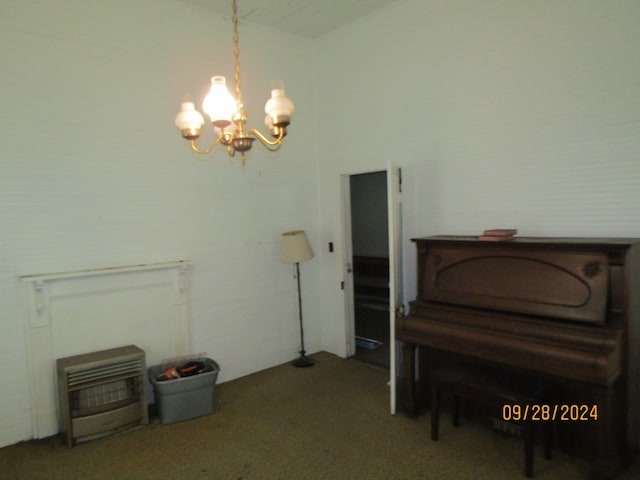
339,163,403,414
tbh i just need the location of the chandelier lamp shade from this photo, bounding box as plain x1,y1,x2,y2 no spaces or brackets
174,0,294,165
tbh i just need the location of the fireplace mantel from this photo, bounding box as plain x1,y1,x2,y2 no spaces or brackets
20,260,193,439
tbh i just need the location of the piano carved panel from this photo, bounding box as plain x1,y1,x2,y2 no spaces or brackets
423,246,609,324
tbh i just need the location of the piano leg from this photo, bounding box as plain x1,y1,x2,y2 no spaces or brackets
402,343,417,416
591,385,621,480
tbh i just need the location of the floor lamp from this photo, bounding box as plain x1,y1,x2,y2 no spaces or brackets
280,230,314,367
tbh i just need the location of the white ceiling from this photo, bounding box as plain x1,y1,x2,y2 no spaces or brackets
174,0,402,39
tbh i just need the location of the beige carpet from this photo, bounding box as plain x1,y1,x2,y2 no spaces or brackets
2,352,638,479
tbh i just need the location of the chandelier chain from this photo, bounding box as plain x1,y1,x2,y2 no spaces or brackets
232,0,243,108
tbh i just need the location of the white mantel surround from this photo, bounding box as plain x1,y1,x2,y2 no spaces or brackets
20,261,192,439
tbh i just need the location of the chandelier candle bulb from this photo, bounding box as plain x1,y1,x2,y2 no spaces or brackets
202,76,236,128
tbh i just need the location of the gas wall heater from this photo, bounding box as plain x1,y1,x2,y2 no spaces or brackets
57,345,149,447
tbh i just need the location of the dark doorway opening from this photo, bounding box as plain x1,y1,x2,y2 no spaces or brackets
349,171,389,369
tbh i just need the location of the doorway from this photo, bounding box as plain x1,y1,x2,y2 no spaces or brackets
349,171,390,369
341,164,403,413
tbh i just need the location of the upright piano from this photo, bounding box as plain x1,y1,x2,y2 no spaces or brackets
397,236,640,480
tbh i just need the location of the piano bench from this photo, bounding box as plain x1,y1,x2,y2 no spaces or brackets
430,365,553,478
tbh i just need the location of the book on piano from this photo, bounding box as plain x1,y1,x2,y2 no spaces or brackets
479,228,517,241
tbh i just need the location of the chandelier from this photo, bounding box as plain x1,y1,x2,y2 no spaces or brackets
174,0,294,165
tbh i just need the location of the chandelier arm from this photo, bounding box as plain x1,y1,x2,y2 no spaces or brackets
247,128,285,149
189,134,227,155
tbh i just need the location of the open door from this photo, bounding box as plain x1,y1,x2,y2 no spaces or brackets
341,175,356,358
341,165,403,414
387,161,403,414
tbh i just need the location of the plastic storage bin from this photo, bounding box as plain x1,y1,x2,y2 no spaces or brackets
148,358,220,424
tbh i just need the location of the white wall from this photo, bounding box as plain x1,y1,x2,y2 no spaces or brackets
314,0,640,354
0,0,319,447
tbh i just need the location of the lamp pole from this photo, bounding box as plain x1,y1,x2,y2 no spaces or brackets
292,262,313,367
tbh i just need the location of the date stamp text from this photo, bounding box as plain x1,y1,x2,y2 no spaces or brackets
502,404,598,422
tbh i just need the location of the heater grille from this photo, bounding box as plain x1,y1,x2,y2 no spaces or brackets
57,345,148,447
67,358,145,387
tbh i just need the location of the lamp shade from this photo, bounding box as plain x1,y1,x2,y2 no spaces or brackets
265,80,294,127
280,230,314,264
175,98,205,132
202,76,237,128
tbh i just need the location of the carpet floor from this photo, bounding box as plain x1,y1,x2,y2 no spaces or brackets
2,352,638,479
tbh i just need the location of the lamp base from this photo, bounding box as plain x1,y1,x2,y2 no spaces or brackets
292,354,314,368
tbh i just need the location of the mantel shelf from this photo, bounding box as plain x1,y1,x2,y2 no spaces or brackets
20,260,193,283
